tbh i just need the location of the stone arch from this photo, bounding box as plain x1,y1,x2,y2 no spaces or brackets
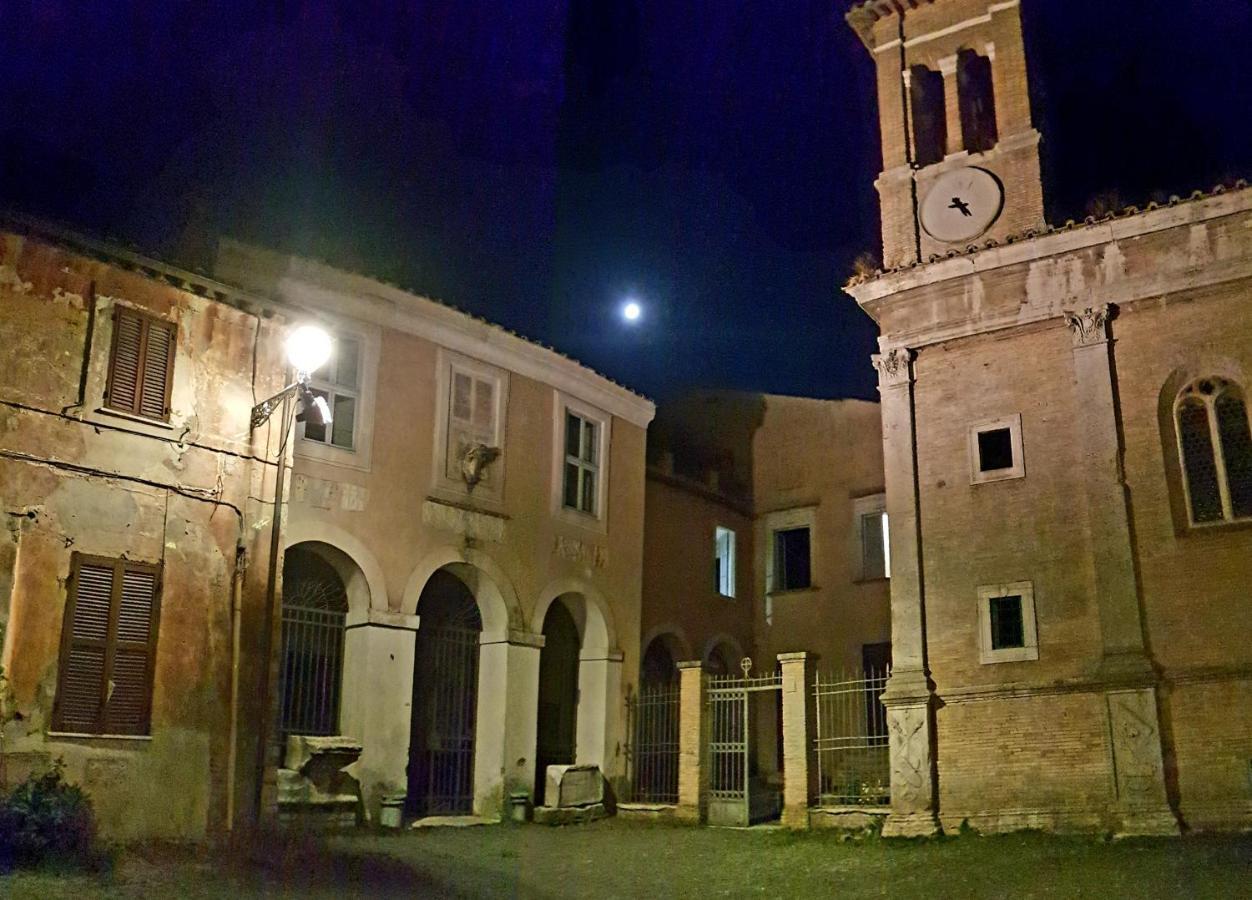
640,623,694,663
703,633,746,675
283,519,385,624
532,577,616,654
402,546,521,642
639,627,690,686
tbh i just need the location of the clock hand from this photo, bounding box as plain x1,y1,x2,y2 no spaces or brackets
949,197,973,217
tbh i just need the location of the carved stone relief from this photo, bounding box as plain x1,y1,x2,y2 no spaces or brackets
291,474,370,513
1063,304,1114,348
554,534,608,569
888,703,932,811
872,347,915,388
1106,688,1169,806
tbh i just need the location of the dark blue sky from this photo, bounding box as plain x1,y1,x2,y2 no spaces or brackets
1,1,1249,400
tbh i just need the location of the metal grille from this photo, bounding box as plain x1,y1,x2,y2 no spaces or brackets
410,586,482,818
628,684,680,803
813,668,890,806
278,577,347,737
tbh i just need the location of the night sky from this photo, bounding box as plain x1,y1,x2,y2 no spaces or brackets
1,1,1249,401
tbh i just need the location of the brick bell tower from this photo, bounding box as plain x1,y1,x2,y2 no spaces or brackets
847,0,1046,270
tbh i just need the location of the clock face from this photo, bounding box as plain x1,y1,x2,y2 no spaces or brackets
919,167,1004,244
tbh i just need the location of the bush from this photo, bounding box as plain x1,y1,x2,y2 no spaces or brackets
0,761,100,870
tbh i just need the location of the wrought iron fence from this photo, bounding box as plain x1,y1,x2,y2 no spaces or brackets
628,683,680,803
813,668,890,806
279,603,346,737
706,668,782,812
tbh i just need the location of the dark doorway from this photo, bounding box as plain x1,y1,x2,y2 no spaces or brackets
407,569,482,818
278,545,348,739
640,635,678,686
535,599,581,803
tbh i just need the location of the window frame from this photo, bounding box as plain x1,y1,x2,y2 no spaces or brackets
852,492,890,582
104,305,176,423
762,505,817,598
1173,377,1252,528
432,350,509,504
968,413,1025,484
52,552,162,737
551,392,611,530
714,526,736,598
299,332,361,451
292,322,378,472
976,580,1038,664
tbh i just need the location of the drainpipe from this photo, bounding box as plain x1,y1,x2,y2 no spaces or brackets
225,540,246,831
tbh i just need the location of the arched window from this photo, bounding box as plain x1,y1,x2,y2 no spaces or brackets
1175,377,1252,525
279,545,349,736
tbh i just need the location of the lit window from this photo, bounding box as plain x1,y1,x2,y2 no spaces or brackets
773,527,811,592
563,411,600,516
969,414,1025,484
302,334,359,450
715,526,736,598
977,581,1038,664
1175,377,1252,525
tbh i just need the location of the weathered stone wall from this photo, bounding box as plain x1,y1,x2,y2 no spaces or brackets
0,230,288,839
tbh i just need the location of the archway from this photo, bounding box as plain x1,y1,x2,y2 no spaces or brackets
640,633,682,686
278,543,353,738
407,568,483,817
534,599,581,803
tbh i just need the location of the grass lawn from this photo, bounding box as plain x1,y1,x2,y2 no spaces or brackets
3,819,1250,899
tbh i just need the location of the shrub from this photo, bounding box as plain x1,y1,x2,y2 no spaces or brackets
0,761,100,869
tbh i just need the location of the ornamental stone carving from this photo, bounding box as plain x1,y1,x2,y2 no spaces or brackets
1063,304,1114,347
887,704,931,809
554,534,608,569
1106,689,1168,805
872,347,915,388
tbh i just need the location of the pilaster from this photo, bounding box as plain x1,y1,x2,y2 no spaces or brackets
477,630,544,817
937,54,962,157
872,347,940,837
777,652,812,829
675,660,708,823
1063,306,1179,835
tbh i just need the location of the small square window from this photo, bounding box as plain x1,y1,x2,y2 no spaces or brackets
969,414,1025,484
977,428,1014,473
774,527,811,592
977,580,1038,664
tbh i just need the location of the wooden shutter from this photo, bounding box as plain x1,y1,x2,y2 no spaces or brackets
445,369,497,482
105,307,175,421
54,554,161,735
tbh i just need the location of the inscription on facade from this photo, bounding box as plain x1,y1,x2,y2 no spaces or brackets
553,534,608,569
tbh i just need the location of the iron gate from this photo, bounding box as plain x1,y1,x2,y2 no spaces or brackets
706,660,782,826
278,567,347,738
409,599,481,817
628,683,681,803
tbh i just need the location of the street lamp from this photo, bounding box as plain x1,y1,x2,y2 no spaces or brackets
250,324,335,429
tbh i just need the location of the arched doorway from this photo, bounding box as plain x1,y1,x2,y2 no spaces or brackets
706,643,733,676
279,544,349,737
408,569,482,817
641,635,679,686
534,599,581,803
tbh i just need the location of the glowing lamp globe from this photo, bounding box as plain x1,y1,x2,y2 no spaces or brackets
286,325,333,377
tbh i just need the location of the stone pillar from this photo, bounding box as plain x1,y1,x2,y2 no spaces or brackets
476,629,544,818
1064,306,1179,835
340,610,420,821
937,54,963,157
675,660,708,823
778,652,812,829
576,649,625,781
872,347,941,837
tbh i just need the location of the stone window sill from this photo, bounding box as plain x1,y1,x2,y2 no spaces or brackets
47,731,152,744
768,586,819,598
95,407,174,430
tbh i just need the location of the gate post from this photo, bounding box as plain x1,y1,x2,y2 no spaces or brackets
676,660,707,823
778,652,812,829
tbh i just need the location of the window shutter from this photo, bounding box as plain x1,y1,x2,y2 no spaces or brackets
106,307,175,421
54,555,161,736
54,561,114,733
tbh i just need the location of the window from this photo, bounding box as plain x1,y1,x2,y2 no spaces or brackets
302,334,359,450
909,65,947,167
563,411,600,516
773,527,812,592
854,493,890,580
715,526,736,598
53,554,161,735
445,365,502,487
105,306,175,422
969,414,1025,484
977,580,1038,664
956,49,997,153
1175,377,1252,525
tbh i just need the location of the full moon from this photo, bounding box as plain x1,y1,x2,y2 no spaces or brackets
622,300,642,322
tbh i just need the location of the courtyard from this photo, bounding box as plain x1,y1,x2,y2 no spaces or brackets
5,820,1250,899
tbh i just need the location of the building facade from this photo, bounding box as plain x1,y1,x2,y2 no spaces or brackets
0,222,291,839
846,0,1252,834
215,242,655,820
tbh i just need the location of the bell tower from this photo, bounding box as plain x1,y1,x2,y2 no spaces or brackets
847,0,1046,269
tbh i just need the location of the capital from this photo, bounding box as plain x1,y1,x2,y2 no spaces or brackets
1064,304,1115,348
873,347,915,388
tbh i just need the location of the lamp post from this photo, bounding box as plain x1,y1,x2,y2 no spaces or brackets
250,324,335,428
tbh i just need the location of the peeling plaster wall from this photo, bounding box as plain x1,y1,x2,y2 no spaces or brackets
0,232,289,839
